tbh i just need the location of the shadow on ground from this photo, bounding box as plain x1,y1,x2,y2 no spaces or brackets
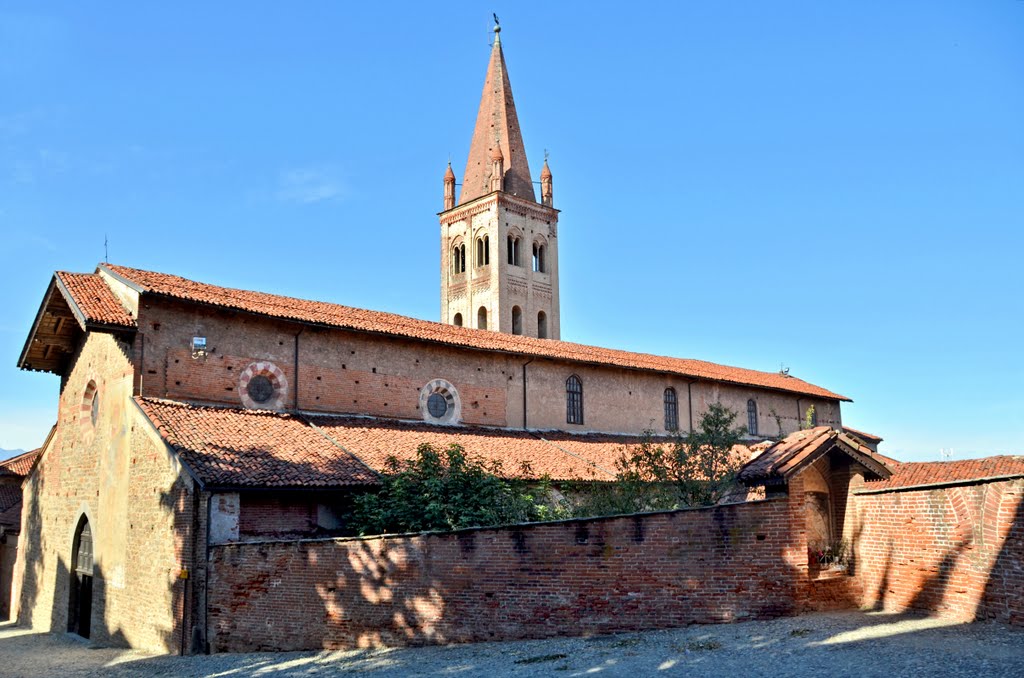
3,609,1023,678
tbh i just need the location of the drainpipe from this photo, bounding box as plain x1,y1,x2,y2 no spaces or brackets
521,358,534,429
796,398,802,430
293,330,303,411
687,380,695,434
203,492,212,654
138,333,145,397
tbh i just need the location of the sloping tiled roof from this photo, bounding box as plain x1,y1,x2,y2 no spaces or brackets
137,398,673,488
55,272,136,330
857,456,1024,493
0,485,22,528
842,426,883,444
102,263,848,401
136,398,379,489
738,427,891,485
308,415,645,482
0,448,41,478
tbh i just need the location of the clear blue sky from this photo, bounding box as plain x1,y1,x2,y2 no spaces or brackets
1,2,1022,461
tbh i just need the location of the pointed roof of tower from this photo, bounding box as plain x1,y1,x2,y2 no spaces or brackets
459,25,536,204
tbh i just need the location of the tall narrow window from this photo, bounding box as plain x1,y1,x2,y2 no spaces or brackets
664,388,679,431
476,238,484,267
507,235,520,266
807,405,818,427
511,306,522,335
532,243,546,272
453,244,466,274
537,311,547,339
484,235,490,265
453,313,463,327
747,399,758,436
566,375,583,424
477,306,488,330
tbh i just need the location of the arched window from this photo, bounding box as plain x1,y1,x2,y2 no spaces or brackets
452,243,466,274
664,388,678,431
477,306,488,330
566,375,583,424
511,305,522,335
532,242,546,272
453,313,463,327
537,311,548,339
476,236,490,267
747,399,758,436
507,235,520,266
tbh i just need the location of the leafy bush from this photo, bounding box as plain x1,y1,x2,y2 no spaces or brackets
573,402,747,516
350,443,558,535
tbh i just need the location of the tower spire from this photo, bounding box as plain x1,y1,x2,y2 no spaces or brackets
459,20,535,204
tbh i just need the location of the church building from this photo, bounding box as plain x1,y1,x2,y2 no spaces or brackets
9,24,860,653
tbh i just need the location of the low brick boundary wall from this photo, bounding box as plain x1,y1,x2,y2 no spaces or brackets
854,477,1024,624
207,499,803,652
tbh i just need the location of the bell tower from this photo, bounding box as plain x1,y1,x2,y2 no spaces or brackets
439,21,560,339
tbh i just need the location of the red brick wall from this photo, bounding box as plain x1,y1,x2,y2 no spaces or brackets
207,499,803,652
854,478,1024,624
239,496,316,537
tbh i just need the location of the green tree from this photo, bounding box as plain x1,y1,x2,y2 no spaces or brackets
351,443,554,535
574,402,747,516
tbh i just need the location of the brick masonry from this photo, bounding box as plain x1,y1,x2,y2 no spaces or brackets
12,332,199,653
853,477,1024,624
206,498,811,652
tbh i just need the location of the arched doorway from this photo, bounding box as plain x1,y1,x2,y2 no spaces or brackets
67,515,93,638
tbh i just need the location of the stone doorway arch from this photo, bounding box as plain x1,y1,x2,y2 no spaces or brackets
67,514,94,638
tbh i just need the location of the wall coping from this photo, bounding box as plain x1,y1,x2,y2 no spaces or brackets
854,473,1024,496
208,497,786,549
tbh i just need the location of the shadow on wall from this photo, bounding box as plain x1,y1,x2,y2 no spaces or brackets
980,486,1024,624
206,471,810,653
14,423,194,652
859,480,1024,625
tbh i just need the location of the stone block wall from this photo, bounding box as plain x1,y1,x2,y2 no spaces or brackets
853,478,1024,624
207,499,803,652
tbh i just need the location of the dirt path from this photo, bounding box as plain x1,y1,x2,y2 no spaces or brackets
2,610,1022,677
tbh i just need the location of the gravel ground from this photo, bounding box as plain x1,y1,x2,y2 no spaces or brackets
2,611,1022,677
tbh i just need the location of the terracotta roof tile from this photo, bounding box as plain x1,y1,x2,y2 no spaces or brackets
739,427,891,485
138,398,675,487
0,485,21,518
55,272,136,329
103,264,848,401
859,456,1024,493
309,416,652,482
0,449,40,478
842,426,883,444
136,398,379,488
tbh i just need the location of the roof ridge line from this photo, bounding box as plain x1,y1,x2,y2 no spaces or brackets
103,263,851,401
531,431,617,480
302,416,382,480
